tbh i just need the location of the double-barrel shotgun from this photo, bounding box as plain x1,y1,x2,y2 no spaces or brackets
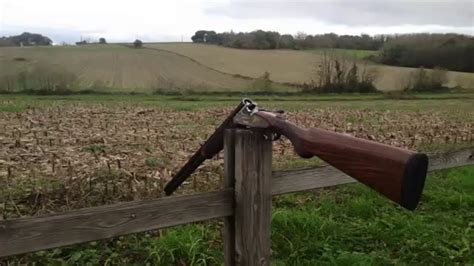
165,99,428,210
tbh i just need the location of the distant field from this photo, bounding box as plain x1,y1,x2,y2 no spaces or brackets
0,45,266,93
1,43,473,93
147,43,474,91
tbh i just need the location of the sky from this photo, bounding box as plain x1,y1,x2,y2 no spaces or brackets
0,0,473,44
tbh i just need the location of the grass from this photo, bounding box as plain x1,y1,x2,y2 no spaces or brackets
9,166,473,264
305,48,378,59
1,92,473,120
0,103,25,112
145,157,159,167
81,144,108,153
272,166,474,265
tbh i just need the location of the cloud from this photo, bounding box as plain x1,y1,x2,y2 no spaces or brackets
0,0,472,43
205,0,474,27
0,0,208,42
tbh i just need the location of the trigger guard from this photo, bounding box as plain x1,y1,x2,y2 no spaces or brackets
261,130,281,141
272,133,282,141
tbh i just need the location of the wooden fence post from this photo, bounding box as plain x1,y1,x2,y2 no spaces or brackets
224,129,236,266
224,129,273,265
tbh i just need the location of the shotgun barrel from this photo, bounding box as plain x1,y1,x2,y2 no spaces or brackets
164,99,255,195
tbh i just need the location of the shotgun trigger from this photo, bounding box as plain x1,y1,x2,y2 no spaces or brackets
263,132,281,141
272,132,282,141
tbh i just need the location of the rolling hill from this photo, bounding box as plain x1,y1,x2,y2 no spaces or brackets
147,43,474,91
1,43,473,93
0,45,259,93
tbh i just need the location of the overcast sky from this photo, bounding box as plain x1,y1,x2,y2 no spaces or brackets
0,0,472,44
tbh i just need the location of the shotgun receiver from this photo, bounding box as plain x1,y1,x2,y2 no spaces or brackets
165,99,428,210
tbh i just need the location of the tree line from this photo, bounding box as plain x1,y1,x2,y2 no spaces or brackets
375,34,473,72
76,37,108,45
0,32,52,47
191,30,474,72
191,30,384,50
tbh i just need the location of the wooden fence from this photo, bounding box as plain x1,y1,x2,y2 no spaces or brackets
1,129,473,264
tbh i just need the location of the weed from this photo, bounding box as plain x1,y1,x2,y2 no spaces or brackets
144,145,153,153
145,157,159,167
0,104,25,112
81,145,108,153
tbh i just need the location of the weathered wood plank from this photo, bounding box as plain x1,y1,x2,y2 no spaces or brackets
271,147,474,195
272,166,355,195
427,147,474,171
223,129,236,266
0,190,233,258
234,129,272,265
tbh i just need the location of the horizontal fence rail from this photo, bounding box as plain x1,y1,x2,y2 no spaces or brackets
0,190,233,257
0,147,472,258
272,147,474,195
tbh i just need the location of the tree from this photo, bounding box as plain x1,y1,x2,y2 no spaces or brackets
191,30,221,44
375,33,473,72
279,34,295,49
346,63,359,89
294,32,308,49
191,30,207,43
310,54,378,93
0,32,52,46
294,32,307,42
378,44,407,65
408,66,448,92
133,39,143,48
99,38,107,44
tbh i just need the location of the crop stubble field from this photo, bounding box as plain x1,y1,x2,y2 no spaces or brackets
0,94,473,264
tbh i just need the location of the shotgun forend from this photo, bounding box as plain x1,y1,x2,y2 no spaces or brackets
233,107,428,210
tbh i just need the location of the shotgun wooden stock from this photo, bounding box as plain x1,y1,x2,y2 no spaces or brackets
246,111,428,210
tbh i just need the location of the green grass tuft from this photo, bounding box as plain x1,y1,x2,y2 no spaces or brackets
81,145,108,153
145,157,159,167
0,103,25,112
